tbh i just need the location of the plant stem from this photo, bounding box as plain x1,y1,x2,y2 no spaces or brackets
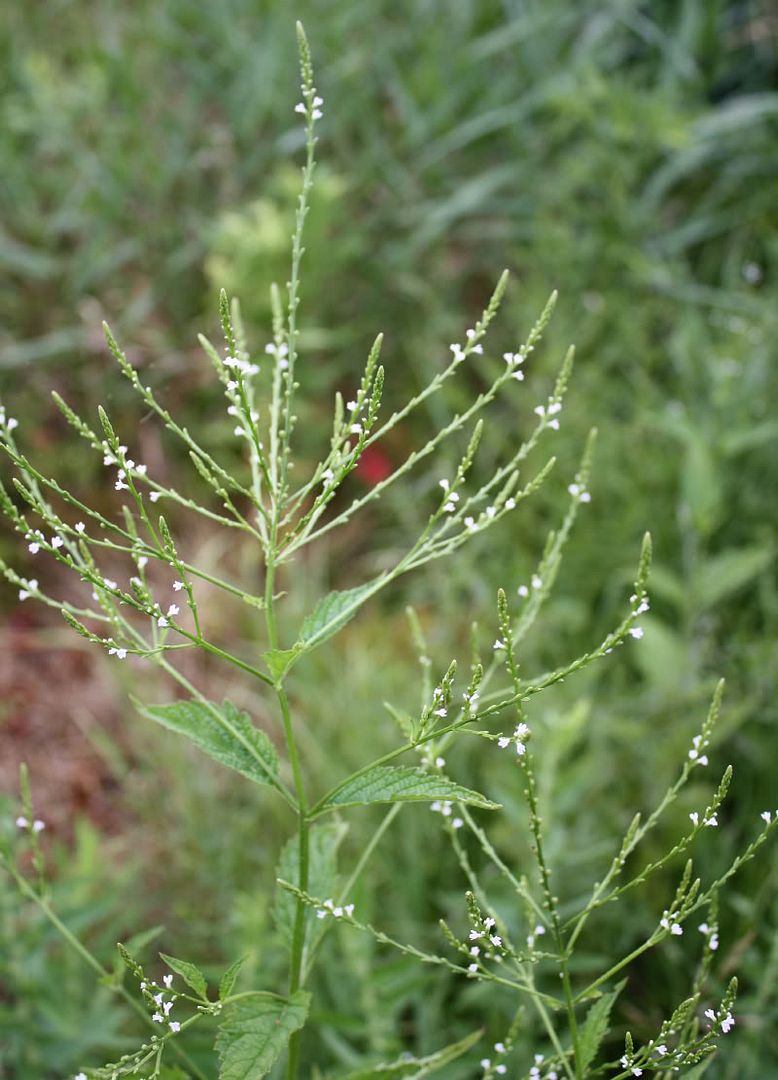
264,554,309,1080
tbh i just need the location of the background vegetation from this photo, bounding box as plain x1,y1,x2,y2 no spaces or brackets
1,1,776,1076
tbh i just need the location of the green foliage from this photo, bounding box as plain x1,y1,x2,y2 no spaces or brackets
1,9,776,1080
133,699,281,795
216,992,311,1080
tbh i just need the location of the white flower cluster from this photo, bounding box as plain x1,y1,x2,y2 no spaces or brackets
659,909,683,936
141,973,181,1033
430,801,463,829
704,1006,735,1034
525,923,546,950
687,732,709,767
294,94,323,121
16,815,44,832
497,722,531,757
0,406,19,433
529,1053,557,1080
479,1038,509,1074
449,328,484,363
533,401,561,430
315,897,354,920
698,920,719,951
620,1052,643,1076
688,811,717,828
225,354,260,377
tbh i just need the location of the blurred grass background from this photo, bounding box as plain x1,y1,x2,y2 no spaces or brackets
1,1,777,1076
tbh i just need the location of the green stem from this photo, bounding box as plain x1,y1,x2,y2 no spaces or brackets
264,556,309,1080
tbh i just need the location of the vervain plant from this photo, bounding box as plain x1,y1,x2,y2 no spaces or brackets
1,24,775,1080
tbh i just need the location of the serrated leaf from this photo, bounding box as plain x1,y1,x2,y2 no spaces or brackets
263,648,300,682
333,1029,482,1078
160,953,208,999
297,582,381,652
220,955,250,1001
693,546,773,609
134,698,279,792
318,766,499,814
274,822,348,961
216,991,310,1080
579,982,625,1072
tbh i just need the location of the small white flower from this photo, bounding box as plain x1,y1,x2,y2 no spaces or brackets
75,522,86,534
452,817,463,829
704,815,718,827
344,903,355,917
167,604,179,617
149,491,161,502
468,963,478,973
464,516,477,532
710,933,719,950
443,501,456,513
347,400,358,411
490,934,502,947
450,343,465,362
496,1067,507,1075
493,638,505,651
720,1012,735,1034
654,1044,668,1056
170,1021,181,1033
504,498,516,510
435,756,445,767
312,108,322,120
494,1042,506,1054
295,102,306,114
470,945,480,957
172,580,185,592
531,575,543,590
18,579,38,601
704,1008,716,1022
137,556,148,569
439,478,450,491
33,819,45,832
152,1012,164,1023
534,405,546,418
689,812,699,826
350,423,362,435
484,918,496,929
761,810,772,824
479,1059,490,1070
153,993,164,1005
517,584,529,598
157,616,169,628
15,816,28,828
485,505,496,519
163,1000,174,1015
497,736,510,749
629,626,644,639
671,923,683,936
163,974,173,988
321,468,334,483
75,1074,88,1080
28,542,40,554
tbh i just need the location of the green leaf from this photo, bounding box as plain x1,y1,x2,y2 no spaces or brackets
216,991,310,1080
160,953,208,999
274,822,348,960
219,955,250,1001
318,766,499,814
578,982,625,1072
297,582,382,652
263,647,300,682
333,1029,482,1078
134,698,279,792
692,546,773,610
